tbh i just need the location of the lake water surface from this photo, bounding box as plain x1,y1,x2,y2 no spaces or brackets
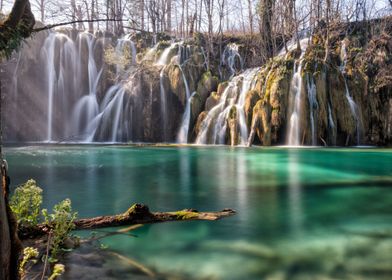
5,145,392,279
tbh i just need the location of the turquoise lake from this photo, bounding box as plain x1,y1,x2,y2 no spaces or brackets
5,145,392,279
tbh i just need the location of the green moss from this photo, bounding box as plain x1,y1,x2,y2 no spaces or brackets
229,106,237,119
172,211,199,220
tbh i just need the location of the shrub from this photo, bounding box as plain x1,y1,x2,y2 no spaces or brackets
10,179,43,226
19,247,39,277
42,199,78,258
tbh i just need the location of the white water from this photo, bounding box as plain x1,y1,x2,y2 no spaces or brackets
159,69,168,141
287,39,309,146
287,61,304,146
115,35,137,75
156,42,177,66
72,33,103,140
219,43,243,79
177,92,197,143
176,64,192,143
306,73,318,145
196,68,259,145
340,40,361,144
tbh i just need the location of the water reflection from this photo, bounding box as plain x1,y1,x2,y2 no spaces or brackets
288,149,304,236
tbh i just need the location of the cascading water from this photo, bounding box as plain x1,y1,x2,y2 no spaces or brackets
71,32,103,140
306,73,318,145
156,42,177,66
41,32,82,141
157,42,179,141
177,92,197,143
286,39,309,146
219,43,243,79
115,35,137,75
196,68,259,145
176,50,192,143
340,40,361,145
32,31,142,142
287,61,304,146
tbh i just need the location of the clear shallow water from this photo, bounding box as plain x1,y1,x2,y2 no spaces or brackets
5,145,392,279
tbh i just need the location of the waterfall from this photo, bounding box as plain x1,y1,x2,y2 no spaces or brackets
196,68,259,145
156,42,177,66
115,35,137,75
41,33,57,142
340,40,361,145
286,39,309,146
219,43,243,79
159,69,168,141
176,64,192,143
86,84,127,142
306,73,318,145
72,32,102,140
328,104,336,145
156,43,180,141
177,92,197,143
287,61,304,146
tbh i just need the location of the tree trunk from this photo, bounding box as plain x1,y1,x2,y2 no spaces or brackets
247,0,254,34
19,204,236,239
0,83,22,280
258,0,274,61
166,0,171,32
0,1,35,278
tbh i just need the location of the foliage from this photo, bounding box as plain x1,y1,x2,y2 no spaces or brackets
19,247,39,278
10,179,43,226
48,264,65,280
42,199,78,258
0,24,28,60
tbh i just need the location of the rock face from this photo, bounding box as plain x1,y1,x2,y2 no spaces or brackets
194,28,392,146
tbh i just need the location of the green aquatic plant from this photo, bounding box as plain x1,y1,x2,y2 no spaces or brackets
10,179,43,226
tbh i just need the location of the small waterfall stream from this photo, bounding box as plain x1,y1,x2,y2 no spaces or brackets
287,60,304,146
306,72,318,145
286,39,309,146
196,68,259,145
340,40,361,145
177,92,197,143
176,53,192,143
157,42,179,141
219,43,243,79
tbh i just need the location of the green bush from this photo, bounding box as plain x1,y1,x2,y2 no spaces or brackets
42,199,78,258
10,179,43,226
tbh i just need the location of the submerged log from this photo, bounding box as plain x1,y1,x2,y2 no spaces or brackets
19,204,236,239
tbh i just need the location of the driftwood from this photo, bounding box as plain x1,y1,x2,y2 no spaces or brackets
19,204,236,239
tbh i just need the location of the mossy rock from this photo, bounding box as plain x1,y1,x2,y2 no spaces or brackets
205,92,220,111
196,71,219,101
245,90,261,128
217,81,229,96
251,100,271,146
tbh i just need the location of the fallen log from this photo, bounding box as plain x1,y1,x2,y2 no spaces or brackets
19,204,236,239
